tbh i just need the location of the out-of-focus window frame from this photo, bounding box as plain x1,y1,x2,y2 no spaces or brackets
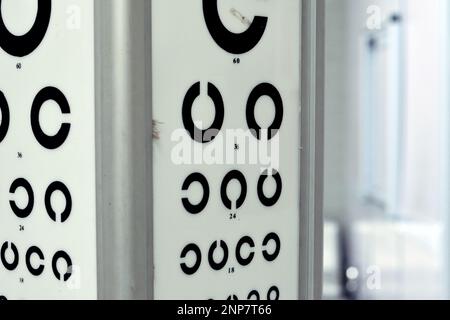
360,6,406,219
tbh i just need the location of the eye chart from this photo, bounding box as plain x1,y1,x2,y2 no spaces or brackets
0,0,97,299
152,0,301,300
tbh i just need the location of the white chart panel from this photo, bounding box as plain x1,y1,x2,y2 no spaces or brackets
0,0,97,300
153,0,301,300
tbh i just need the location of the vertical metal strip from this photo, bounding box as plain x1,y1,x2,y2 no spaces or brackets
300,0,325,300
146,0,154,300
94,0,106,300
95,0,152,300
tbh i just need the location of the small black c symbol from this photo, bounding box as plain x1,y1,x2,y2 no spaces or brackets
1,242,19,271
208,240,228,271
257,170,282,207
26,246,45,276
267,286,280,300
52,251,72,281
180,243,202,276
182,173,210,215
247,290,260,300
221,170,247,210
45,181,72,223
9,178,34,219
235,236,255,266
262,232,281,262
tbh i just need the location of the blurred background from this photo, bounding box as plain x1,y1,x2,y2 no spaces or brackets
323,0,450,299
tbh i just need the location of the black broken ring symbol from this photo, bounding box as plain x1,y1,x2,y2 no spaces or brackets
221,170,247,210
1,242,19,271
9,178,34,219
236,236,255,266
52,251,72,281
0,91,10,143
246,83,284,140
26,246,45,276
182,173,210,215
45,181,72,223
247,290,260,300
208,240,228,271
202,0,268,54
31,87,71,150
182,82,224,143
262,232,281,262
180,243,202,276
257,170,282,207
267,286,280,300
0,0,51,57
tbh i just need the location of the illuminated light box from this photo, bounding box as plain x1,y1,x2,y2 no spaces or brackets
0,0,322,300
0,0,96,300
152,0,302,300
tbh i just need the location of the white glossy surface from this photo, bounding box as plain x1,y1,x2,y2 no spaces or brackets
152,0,301,300
0,0,97,300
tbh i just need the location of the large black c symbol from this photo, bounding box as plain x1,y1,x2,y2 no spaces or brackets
31,87,71,150
0,91,9,143
246,83,284,140
182,82,224,143
0,0,51,57
203,0,267,54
